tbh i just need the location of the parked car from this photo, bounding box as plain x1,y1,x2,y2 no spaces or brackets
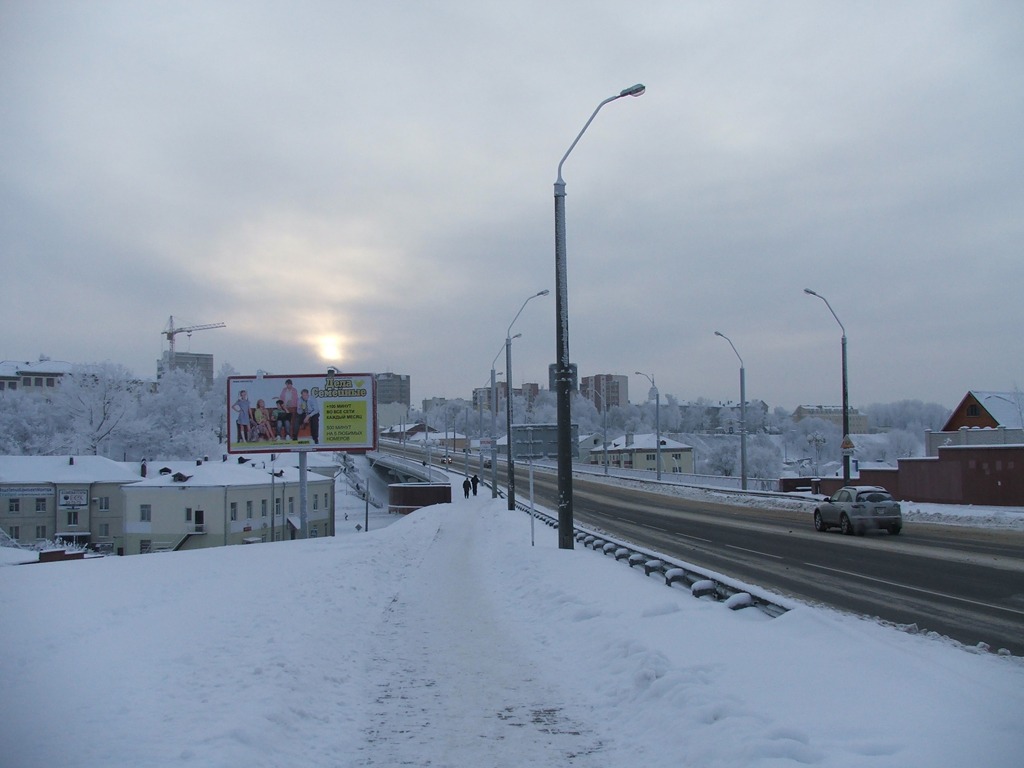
813,485,902,536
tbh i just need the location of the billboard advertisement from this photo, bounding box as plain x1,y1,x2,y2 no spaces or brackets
227,373,377,454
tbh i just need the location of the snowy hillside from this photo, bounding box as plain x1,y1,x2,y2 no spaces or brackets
2,487,1023,766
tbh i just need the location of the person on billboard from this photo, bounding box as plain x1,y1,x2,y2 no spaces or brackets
232,390,252,443
279,379,299,439
272,399,290,440
251,399,274,441
298,388,321,444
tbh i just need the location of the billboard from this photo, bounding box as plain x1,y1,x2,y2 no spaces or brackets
227,373,377,454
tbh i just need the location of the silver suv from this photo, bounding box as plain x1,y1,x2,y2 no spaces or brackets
813,485,902,536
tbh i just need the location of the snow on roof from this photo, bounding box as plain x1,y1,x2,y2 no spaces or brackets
0,359,75,377
608,433,691,450
0,455,142,484
969,391,1024,429
123,459,318,489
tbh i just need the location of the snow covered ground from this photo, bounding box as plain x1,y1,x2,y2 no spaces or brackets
2,468,1023,767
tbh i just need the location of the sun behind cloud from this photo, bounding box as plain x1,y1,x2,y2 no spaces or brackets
316,335,343,362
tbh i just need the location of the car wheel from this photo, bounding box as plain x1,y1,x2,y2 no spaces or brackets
813,511,826,532
889,525,901,535
840,513,854,536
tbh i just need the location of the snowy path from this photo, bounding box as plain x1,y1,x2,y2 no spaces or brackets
352,507,611,766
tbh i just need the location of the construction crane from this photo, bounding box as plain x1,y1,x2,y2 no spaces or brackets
162,316,226,367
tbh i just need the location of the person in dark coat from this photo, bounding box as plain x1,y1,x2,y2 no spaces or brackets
470,474,480,496
462,477,472,498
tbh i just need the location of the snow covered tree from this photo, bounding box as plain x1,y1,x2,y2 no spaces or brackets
43,363,141,455
704,442,738,476
128,368,216,459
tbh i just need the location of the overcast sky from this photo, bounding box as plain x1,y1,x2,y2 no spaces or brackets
2,1,1021,411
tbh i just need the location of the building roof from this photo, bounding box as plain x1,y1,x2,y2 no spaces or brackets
608,433,691,451
122,459,321,489
0,455,142,484
0,359,75,378
963,391,1024,430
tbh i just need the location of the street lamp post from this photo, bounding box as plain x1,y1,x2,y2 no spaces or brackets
489,344,510,499
714,331,747,490
635,371,661,480
804,288,851,485
504,290,549,511
554,83,645,549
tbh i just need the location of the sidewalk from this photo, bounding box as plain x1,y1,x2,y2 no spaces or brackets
351,496,611,766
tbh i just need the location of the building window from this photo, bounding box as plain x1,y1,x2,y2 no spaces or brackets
140,504,152,522
100,523,110,537
312,495,318,511
8,525,19,540
8,498,19,513
186,508,192,522
230,502,238,521
967,404,980,417
140,539,152,554
34,377,43,387
36,525,47,539
35,498,47,512
288,497,294,515
261,499,267,517
324,492,329,509
22,376,30,386
46,377,55,387
67,509,79,526
274,498,281,516
98,496,110,512
310,525,318,538
246,500,253,519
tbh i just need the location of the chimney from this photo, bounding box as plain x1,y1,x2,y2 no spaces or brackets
625,433,634,447
141,461,147,478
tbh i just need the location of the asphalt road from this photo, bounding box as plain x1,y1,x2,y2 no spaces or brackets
525,469,1024,656
391,447,1024,655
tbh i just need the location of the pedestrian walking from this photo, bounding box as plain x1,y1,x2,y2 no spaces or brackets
470,474,479,496
462,478,472,499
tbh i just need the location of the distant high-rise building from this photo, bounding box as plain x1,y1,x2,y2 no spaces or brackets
157,352,214,390
580,374,628,412
375,372,411,406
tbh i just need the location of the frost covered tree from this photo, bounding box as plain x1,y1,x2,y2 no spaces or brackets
746,434,783,480
43,363,141,455
704,442,738,476
127,368,217,459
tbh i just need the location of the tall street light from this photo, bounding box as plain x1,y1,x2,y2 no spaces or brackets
490,343,511,499
804,288,851,485
635,371,661,480
714,331,747,490
505,289,549,511
554,83,645,549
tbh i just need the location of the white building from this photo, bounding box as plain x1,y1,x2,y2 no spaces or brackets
122,459,334,554
1,455,335,556
599,433,694,474
0,455,141,551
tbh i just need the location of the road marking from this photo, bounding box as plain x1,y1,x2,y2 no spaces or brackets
677,533,712,544
726,544,784,560
805,563,1024,617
